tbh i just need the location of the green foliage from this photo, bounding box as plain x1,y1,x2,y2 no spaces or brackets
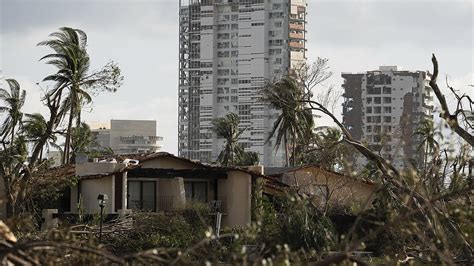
212,113,260,166
261,77,314,166
297,127,355,172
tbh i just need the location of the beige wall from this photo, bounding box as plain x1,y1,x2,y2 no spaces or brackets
280,167,375,212
76,175,115,214
131,156,253,227
140,157,198,170
157,177,186,209
218,171,252,227
76,162,126,175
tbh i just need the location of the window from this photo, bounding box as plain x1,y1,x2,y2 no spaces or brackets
366,107,372,113
367,87,381,94
374,107,381,114
269,39,283,46
384,116,392,122
269,48,282,55
366,98,372,104
383,87,391,94
184,181,208,203
127,181,156,211
374,97,381,104
384,107,391,113
383,97,391,103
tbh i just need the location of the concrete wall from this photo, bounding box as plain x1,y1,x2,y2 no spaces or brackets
140,157,198,170
157,177,186,209
76,162,126,175
280,167,375,213
218,170,252,227
75,175,115,214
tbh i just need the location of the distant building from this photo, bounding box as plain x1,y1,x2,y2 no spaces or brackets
342,66,434,169
178,0,308,166
91,119,163,155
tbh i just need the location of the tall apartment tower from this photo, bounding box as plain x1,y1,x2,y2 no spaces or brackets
342,66,434,169
178,0,307,166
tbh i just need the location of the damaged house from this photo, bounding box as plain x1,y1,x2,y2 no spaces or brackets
69,152,272,227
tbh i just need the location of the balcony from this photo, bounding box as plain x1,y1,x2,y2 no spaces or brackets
289,32,304,39
289,23,304,31
289,41,304,49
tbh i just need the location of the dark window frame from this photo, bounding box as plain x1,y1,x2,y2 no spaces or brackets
184,181,208,203
127,180,156,211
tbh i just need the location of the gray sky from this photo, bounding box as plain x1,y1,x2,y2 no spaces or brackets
1,0,472,154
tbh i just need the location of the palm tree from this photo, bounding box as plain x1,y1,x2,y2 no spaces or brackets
38,27,122,164
261,77,314,166
212,113,246,167
70,122,94,162
415,119,442,171
38,27,94,164
22,113,61,161
0,79,26,151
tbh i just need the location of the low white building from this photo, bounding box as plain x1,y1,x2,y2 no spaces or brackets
91,119,163,155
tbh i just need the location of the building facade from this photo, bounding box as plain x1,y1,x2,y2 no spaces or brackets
342,66,434,169
91,120,163,154
178,0,307,166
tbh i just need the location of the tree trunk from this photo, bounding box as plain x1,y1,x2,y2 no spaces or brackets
291,128,297,167
63,109,74,165
284,131,289,167
10,124,15,155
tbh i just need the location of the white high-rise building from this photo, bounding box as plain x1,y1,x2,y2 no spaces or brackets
178,0,307,166
342,66,434,169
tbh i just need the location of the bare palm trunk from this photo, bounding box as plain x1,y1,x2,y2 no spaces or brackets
284,131,289,167
63,109,74,164
76,109,81,128
291,128,297,167
10,124,15,155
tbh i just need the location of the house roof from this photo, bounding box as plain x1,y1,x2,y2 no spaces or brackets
33,164,76,180
109,152,214,168
264,166,306,176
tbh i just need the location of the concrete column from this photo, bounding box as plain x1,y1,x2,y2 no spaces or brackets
122,172,128,210
41,209,58,231
173,177,186,209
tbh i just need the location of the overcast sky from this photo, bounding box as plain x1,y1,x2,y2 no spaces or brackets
1,0,472,154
